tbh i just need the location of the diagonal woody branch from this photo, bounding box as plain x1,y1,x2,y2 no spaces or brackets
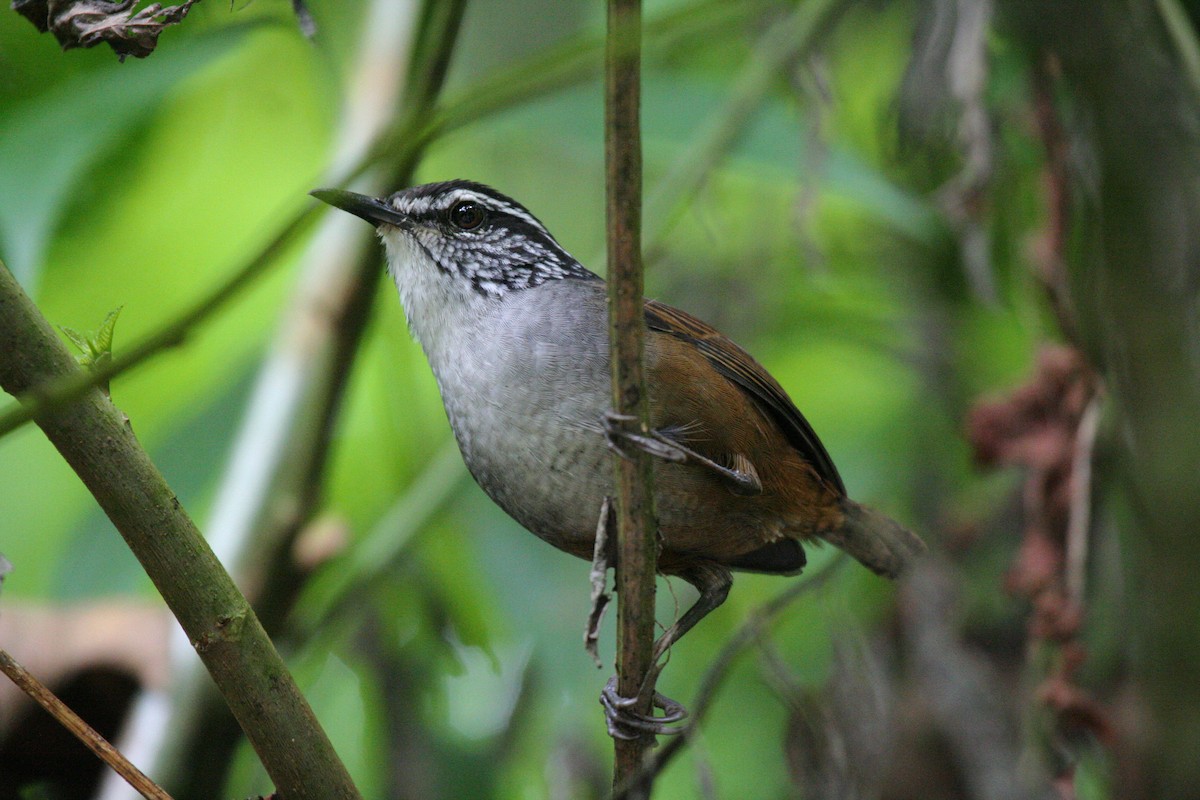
0,259,360,800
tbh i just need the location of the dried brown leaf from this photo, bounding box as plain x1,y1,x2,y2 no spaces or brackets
12,0,201,60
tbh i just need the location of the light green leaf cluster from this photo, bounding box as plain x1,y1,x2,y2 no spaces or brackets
59,306,122,373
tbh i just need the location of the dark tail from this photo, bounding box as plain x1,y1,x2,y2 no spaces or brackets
820,500,926,578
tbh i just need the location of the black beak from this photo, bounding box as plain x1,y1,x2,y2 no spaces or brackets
310,188,409,228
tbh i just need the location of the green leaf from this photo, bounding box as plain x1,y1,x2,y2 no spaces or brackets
57,324,91,355
58,305,122,370
92,305,121,355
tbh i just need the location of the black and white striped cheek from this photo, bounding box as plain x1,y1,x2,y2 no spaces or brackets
388,181,601,297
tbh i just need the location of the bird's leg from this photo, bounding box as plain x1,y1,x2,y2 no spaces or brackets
649,562,733,663
600,563,733,739
584,497,614,667
603,412,763,495
585,492,687,737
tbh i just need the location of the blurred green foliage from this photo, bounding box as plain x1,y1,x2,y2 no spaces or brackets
0,0,1072,797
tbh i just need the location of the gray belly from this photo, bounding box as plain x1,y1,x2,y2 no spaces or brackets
428,281,614,556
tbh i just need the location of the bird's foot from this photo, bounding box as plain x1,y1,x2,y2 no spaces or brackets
600,675,688,740
603,412,762,496
603,411,686,463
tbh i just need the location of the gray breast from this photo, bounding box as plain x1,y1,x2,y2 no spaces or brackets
429,279,613,550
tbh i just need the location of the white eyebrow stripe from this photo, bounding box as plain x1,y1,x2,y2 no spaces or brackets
385,182,554,236
442,190,546,231
390,194,437,216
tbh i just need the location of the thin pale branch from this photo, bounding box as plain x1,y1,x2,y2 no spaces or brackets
119,3,468,795
0,648,172,800
1065,395,1102,606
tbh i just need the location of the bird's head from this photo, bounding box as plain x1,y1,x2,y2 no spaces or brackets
311,180,596,299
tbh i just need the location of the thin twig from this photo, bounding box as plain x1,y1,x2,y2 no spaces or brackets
901,561,1052,800
586,497,615,667
0,207,318,440
1155,0,1200,103
643,0,852,260
936,0,997,302
295,438,467,633
0,649,172,800
612,555,846,800
387,0,767,168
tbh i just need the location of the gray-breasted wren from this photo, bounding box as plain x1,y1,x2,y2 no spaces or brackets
312,180,926,736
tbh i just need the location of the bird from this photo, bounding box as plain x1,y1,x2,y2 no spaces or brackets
311,180,926,737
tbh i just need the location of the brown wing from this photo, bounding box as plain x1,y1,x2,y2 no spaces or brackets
644,299,846,496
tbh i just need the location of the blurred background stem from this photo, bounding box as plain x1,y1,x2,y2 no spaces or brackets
1006,2,1200,796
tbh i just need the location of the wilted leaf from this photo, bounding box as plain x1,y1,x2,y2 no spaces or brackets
966,345,1097,597
12,0,202,61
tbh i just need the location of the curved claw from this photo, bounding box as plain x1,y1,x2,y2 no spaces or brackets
603,411,687,463
602,411,761,496
600,675,688,740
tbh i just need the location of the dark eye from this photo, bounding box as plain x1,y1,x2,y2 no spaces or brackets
449,201,485,230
